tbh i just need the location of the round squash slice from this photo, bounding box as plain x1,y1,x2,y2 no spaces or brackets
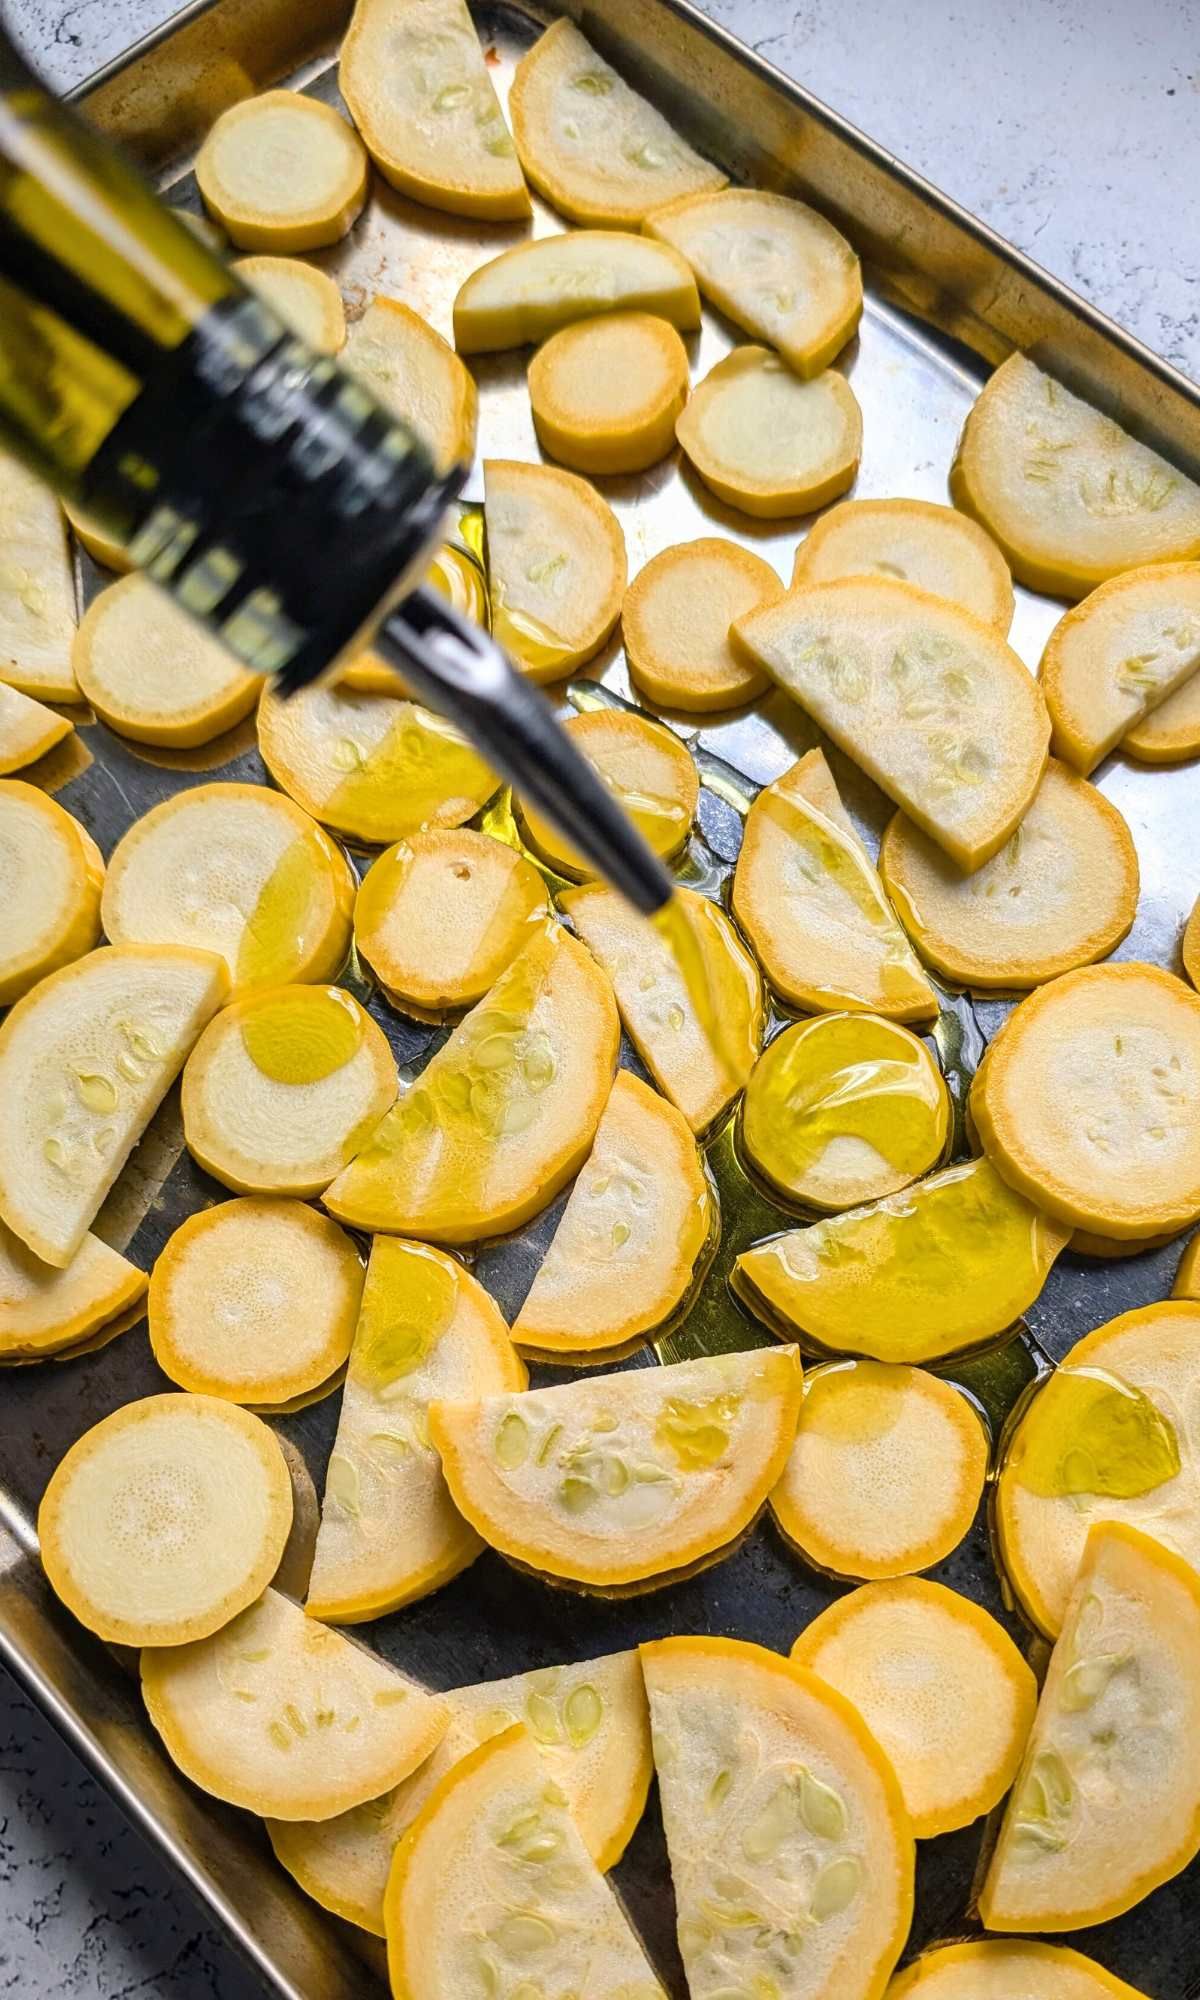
508,17,725,227
0,782,103,1006
355,828,549,1015
141,1585,449,1821
562,883,764,1135
621,537,777,711
528,312,689,476
677,347,862,518
732,749,937,1024
516,707,698,879
1123,666,1200,763
101,782,355,994
195,90,368,251
979,1520,1200,1931
792,1579,1037,1838
971,963,1200,1237
0,944,229,1268
339,0,528,219
306,1237,525,1622
38,1393,292,1646
741,1015,950,1213
384,1721,665,2000
72,575,263,746
0,681,72,773
0,1219,146,1361
64,503,132,573
647,186,861,379
429,1343,801,1592
792,497,1014,629
512,1070,714,1361
735,1155,1072,1365
182,983,397,1197
952,353,1200,598
0,455,77,701
453,230,700,354
1038,563,1200,775
269,1647,650,1935
995,1300,1200,1638
256,679,498,846
879,761,1138,991
770,1360,988,1582
733,577,1050,872
483,459,627,683
234,255,346,351
325,922,619,1243
887,1940,1151,1998
148,1197,363,1404
641,1635,913,2000
344,297,477,476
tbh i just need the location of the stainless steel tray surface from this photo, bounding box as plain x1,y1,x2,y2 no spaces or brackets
3,3,1200,1996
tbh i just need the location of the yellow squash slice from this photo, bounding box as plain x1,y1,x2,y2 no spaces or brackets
324,921,619,1242
517,707,698,878
735,1155,1072,1364
979,1521,1200,1930
792,1579,1036,1838
384,1722,664,1999
793,497,1014,631
429,1344,802,1592
195,90,368,251
731,749,938,1023
354,827,549,1015
256,679,498,845
741,1014,950,1212
562,882,764,1135
1185,894,1200,991
677,347,862,518
64,504,131,573
1039,563,1200,775
148,1197,363,1404
621,537,778,711
509,17,725,227
344,297,477,475
1122,665,1200,763
306,1237,525,1621
995,1300,1200,1638
0,944,228,1267
512,1069,713,1360
73,576,263,746
971,963,1200,1237
339,0,528,219
879,760,1138,990
887,1940,1151,1998
951,353,1200,597
234,254,346,351
0,782,102,1006
270,1647,651,1935
182,983,397,1197
1175,1235,1200,1294
141,1586,449,1820
484,459,626,684
648,186,862,377
528,311,689,474
0,681,72,773
641,1635,913,2000
0,1219,146,1361
0,451,77,700
453,230,700,353
39,1393,293,1646
733,578,1050,870
101,782,355,993
770,1359,988,1582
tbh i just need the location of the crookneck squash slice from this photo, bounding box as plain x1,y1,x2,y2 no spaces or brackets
0,1219,146,1362
792,497,1014,630
886,1940,1151,1999
621,536,778,712
516,706,698,879
195,90,368,251
677,347,862,518
1038,562,1200,775
234,254,346,351
0,680,72,773
353,827,548,1016
0,449,77,700
528,311,690,476
0,781,102,1006
453,231,700,353
483,458,627,684
344,297,478,475
72,575,263,746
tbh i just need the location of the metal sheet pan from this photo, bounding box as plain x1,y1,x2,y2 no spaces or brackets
2,3,1199,1995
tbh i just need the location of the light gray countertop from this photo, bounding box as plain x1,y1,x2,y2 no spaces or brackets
1,1,1197,1995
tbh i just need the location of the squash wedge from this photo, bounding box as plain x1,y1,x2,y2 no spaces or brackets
516,707,698,879
0,451,77,700
1123,665,1200,763
641,1635,913,2000
39,1393,292,1646
793,497,1014,629
677,347,862,517
195,90,368,251
344,297,477,475
234,255,346,351
73,575,263,746
0,681,72,773
324,922,619,1243
887,1940,1151,1998
528,311,689,474
429,1343,802,1592
484,459,626,683
306,1238,524,1622
979,1521,1200,1930
1039,563,1200,774
0,782,102,1006
354,827,549,1015
0,1220,146,1361
622,536,778,711
64,503,132,573
453,230,700,353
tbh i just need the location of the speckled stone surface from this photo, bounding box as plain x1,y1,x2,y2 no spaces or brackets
1,2,1197,1996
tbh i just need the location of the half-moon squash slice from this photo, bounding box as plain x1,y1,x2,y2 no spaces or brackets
0,681,72,774
344,297,477,475
1123,665,1200,763
453,231,700,353
195,90,368,251
676,347,862,517
887,1940,1151,1998
234,255,346,351
64,504,131,572
792,497,1014,629
1038,563,1200,775
0,781,103,1006
72,575,263,746
516,707,698,879
0,1220,146,1361
0,452,77,701
354,827,549,1015
484,459,626,684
